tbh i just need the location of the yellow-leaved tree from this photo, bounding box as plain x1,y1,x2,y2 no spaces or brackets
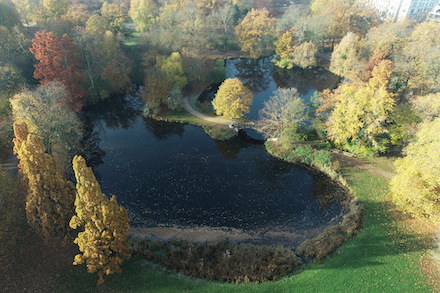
212,78,253,118
273,31,296,69
390,117,440,218
319,60,395,156
13,122,75,242
235,8,276,58
70,155,130,285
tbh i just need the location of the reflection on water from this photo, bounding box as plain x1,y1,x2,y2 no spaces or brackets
81,95,348,235
200,57,340,120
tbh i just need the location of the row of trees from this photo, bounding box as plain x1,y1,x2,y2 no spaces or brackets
13,121,130,284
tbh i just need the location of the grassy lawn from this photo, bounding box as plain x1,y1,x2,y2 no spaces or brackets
53,156,435,292
158,110,236,141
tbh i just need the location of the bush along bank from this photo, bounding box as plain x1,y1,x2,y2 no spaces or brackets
265,140,363,262
127,141,362,284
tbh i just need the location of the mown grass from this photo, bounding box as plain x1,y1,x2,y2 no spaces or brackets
53,155,434,292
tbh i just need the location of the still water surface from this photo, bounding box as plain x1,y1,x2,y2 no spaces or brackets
82,93,347,239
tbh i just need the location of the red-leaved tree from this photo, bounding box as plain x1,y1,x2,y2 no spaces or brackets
30,30,87,111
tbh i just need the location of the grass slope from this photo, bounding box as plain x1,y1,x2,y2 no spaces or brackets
54,161,433,292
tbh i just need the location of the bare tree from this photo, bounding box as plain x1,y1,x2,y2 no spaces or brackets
258,88,305,139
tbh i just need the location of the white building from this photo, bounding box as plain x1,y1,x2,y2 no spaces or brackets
427,3,440,21
364,0,439,22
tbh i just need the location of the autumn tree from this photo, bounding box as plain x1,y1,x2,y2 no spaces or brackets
292,42,318,69
258,88,305,140
390,117,440,218
129,0,157,32
319,60,395,156
70,155,130,285
212,78,253,118
13,122,76,242
11,82,82,155
29,30,86,111
330,32,365,81
273,31,296,69
235,8,276,58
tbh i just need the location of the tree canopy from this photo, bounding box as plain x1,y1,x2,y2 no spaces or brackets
70,155,130,285
212,78,253,118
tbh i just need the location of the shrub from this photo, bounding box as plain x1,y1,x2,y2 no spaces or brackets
129,237,302,283
312,150,332,168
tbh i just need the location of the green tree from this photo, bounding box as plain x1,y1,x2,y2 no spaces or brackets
258,88,305,139
156,52,187,89
212,77,253,118
129,0,157,32
235,8,276,58
70,155,130,285
390,117,440,218
13,122,76,242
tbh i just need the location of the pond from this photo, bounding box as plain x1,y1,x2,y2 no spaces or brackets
199,57,340,120
82,93,349,246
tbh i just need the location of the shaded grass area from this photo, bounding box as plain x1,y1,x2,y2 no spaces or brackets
53,159,434,292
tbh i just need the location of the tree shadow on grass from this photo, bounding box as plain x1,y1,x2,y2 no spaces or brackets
312,199,435,271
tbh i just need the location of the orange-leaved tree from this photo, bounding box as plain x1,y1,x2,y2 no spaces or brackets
29,30,86,111
70,155,130,285
212,78,253,118
13,121,76,242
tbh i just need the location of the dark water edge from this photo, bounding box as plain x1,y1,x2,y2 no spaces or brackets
80,93,349,247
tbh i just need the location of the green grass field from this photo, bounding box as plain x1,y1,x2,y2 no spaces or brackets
53,155,435,292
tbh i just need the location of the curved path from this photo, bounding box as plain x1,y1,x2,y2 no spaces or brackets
182,97,234,126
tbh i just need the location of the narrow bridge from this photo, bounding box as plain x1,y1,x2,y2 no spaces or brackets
229,121,262,132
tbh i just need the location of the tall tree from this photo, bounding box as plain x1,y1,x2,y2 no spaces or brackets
235,8,276,58
29,31,86,111
212,77,253,118
129,0,157,32
70,155,130,285
13,122,76,242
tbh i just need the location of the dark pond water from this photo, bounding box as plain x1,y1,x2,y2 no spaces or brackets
82,94,348,241
199,57,340,120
